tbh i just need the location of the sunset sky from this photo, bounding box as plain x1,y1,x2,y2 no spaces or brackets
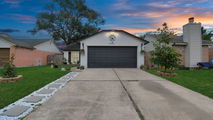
0,0,213,38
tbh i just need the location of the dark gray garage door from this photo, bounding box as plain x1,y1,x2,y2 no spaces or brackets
88,46,137,68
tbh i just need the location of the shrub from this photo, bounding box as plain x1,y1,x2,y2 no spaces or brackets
2,54,17,78
140,65,144,70
79,66,84,70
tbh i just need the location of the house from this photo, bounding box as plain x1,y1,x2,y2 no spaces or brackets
64,30,148,68
0,34,61,67
144,17,213,68
63,42,80,64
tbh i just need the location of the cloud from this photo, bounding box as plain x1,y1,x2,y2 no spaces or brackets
147,1,180,8
120,10,174,18
0,29,20,33
112,0,134,10
130,22,161,28
9,14,36,24
4,0,20,4
108,0,213,34
2,0,22,7
117,27,156,33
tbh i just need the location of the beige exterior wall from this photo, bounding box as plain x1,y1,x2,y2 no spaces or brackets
173,46,185,65
202,46,209,62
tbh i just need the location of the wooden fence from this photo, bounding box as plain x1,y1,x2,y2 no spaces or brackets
209,48,213,61
47,54,63,65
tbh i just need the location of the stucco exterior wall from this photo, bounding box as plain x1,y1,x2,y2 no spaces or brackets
10,46,55,67
202,46,209,62
80,31,145,68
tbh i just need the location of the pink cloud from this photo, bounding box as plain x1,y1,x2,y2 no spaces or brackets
147,1,180,8
117,27,156,33
112,0,134,10
9,14,36,24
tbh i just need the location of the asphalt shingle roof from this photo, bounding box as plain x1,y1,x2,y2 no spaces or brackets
145,34,213,45
63,42,80,51
0,33,50,49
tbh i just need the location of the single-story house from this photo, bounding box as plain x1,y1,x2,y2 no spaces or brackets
64,30,149,68
63,42,80,64
64,18,213,69
144,17,213,68
0,33,61,67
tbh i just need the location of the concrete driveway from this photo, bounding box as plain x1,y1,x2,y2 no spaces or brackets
26,69,213,120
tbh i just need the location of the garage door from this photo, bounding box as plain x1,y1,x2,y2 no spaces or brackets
88,46,137,68
0,48,10,67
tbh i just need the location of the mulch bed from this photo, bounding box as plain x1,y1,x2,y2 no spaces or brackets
0,75,23,83
157,71,177,76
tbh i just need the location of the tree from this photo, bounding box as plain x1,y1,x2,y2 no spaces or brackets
202,27,213,41
151,23,181,72
31,0,105,45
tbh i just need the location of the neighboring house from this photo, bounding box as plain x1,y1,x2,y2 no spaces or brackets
63,42,80,64
0,34,61,67
144,18,213,68
64,30,148,68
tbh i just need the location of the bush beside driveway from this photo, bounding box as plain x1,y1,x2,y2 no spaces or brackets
146,69,213,99
0,66,70,109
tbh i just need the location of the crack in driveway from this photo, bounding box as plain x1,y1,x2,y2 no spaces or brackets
113,69,145,120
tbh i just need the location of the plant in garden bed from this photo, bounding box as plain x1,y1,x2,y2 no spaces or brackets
140,65,144,70
2,54,17,78
151,23,181,76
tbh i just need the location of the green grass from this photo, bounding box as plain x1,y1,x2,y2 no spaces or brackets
0,66,69,109
146,69,213,99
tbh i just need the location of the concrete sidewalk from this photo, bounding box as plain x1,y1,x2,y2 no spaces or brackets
26,69,213,120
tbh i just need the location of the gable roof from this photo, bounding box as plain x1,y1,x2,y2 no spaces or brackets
0,33,50,49
14,39,50,48
79,30,149,44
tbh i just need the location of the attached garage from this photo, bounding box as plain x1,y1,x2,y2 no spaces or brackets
88,46,137,68
0,48,10,67
80,30,148,68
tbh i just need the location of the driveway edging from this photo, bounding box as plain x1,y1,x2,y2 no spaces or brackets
0,72,80,120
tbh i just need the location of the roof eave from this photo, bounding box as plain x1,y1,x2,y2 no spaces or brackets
202,44,213,46
79,30,149,44
14,45,35,49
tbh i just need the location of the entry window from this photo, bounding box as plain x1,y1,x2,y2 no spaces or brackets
71,51,80,64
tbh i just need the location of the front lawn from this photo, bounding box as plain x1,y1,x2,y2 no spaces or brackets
146,69,213,99
0,66,70,109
